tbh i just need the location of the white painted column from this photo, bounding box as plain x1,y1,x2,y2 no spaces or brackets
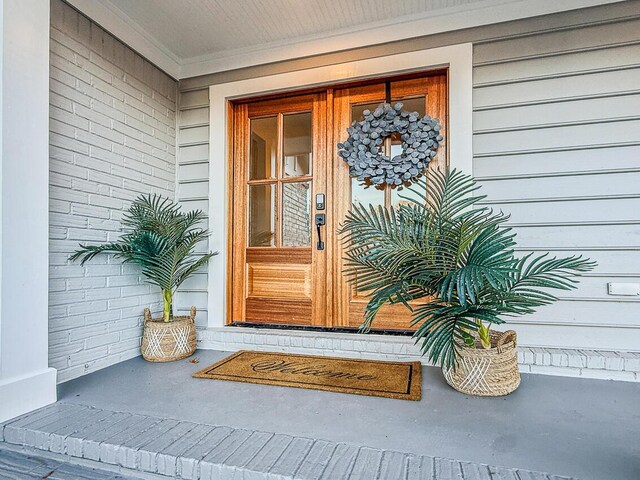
0,0,56,423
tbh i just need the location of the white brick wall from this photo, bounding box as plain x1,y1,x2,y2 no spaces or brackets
49,0,177,383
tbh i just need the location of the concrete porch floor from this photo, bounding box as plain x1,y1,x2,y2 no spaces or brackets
47,349,640,480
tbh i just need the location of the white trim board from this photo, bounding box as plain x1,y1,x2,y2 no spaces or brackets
207,43,473,329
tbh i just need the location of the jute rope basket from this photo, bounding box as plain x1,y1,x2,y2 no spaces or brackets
141,306,197,362
442,330,520,396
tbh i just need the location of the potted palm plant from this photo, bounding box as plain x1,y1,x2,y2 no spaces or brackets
70,194,217,362
339,169,595,396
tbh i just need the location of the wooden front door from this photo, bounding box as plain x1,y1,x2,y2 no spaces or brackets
332,76,448,331
231,93,327,326
230,73,448,331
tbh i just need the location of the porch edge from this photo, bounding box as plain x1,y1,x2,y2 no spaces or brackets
0,402,577,480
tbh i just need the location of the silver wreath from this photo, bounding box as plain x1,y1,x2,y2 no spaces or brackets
337,102,442,188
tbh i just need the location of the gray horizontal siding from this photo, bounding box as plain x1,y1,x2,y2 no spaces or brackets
473,16,640,65
473,68,640,109
473,145,640,177
473,8,640,350
477,172,640,200
176,88,210,327
473,94,640,132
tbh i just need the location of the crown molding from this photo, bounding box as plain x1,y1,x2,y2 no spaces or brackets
66,0,625,80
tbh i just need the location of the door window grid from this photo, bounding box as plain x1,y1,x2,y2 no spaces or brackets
248,111,313,248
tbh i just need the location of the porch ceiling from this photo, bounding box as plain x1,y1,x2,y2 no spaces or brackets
66,0,625,78
96,0,489,59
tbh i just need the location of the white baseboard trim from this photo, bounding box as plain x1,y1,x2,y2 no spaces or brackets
197,326,640,382
0,368,57,423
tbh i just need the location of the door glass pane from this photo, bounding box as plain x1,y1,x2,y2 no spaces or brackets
250,117,277,180
283,112,312,177
350,102,385,206
391,182,425,208
248,184,276,246
390,136,428,209
389,97,428,207
395,96,425,116
352,102,380,122
352,180,384,207
282,181,311,246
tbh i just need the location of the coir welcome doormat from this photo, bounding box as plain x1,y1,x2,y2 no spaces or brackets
193,350,421,400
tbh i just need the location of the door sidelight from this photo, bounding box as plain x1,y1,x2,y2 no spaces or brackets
315,213,325,250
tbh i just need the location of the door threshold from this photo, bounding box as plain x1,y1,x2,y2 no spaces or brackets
230,321,413,337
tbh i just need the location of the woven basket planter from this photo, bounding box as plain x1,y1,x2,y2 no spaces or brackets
442,330,520,396
141,306,197,362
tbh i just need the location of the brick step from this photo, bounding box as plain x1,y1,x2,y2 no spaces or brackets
0,402,577,480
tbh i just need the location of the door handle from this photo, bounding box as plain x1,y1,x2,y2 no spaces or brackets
315,214,326,251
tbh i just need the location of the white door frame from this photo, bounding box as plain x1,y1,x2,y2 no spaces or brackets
207,43,473,328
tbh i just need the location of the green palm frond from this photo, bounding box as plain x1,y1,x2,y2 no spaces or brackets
422,169,485,222
503,254,597,309
123,194,181,233
438,217,517,306
339,168,597,367
411,301,502,368
174,252,216,290
71,194,218,317
69,242,133,265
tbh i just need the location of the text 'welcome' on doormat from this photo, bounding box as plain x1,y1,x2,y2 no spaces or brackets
193,350,422,400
